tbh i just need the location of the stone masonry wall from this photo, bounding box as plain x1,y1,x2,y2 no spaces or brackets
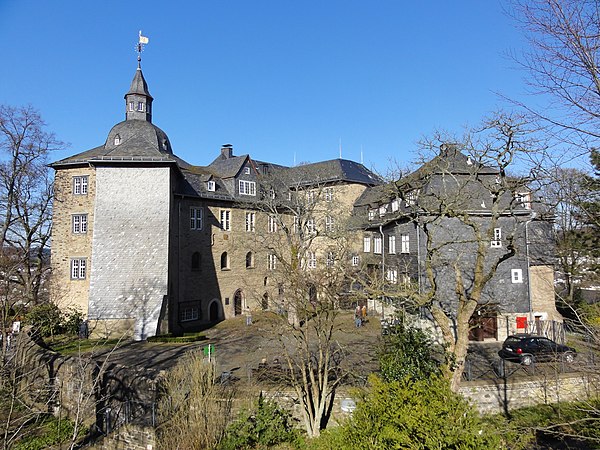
51,166,96,316
460,372,600,414
13,329,160,431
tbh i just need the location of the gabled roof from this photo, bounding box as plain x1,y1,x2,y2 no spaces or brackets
207,154,250,178
397,144,497,190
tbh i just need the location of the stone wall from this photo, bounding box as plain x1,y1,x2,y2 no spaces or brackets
460,372,600,414
14,330,160,432
51,166,96,316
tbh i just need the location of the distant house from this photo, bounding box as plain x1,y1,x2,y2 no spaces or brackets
354,144,561,342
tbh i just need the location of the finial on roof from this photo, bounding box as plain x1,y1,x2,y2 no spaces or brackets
136,30,149,68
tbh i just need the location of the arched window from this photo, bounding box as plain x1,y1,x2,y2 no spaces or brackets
246,251,254,269
220,252,229,270
114,134,121,145
191,252,200,271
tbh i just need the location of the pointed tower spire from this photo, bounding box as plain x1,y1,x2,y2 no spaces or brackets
125,32,153,122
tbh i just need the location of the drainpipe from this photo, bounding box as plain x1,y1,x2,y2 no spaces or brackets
416,216,422,296
524,212,537,331
380,224,385,319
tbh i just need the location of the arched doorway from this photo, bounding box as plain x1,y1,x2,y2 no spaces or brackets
234,290,243,316
209,300,220,322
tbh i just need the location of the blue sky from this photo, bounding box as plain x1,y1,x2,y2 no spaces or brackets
0,1,530,173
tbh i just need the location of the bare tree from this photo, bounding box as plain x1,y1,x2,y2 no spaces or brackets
0,105,62,361
509,0,600,153
386,113,546,391
247,168,364,438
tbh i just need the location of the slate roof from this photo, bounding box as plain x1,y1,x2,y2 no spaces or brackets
126,67,153,99
396,144,497,190
283,159,382,187
51,120,182,167
207,154,249,178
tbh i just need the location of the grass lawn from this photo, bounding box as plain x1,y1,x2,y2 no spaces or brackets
45,334,126,355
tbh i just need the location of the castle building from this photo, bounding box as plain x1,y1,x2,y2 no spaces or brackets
50,61,380,339
51,58,560,342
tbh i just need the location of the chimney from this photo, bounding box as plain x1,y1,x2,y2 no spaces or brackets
221,144,233,159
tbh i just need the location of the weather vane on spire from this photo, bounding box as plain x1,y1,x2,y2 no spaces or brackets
136,30,149,65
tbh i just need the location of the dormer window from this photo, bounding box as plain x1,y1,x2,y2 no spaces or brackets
207,181,216,192
516,192,532,209
114,134,121,146
137,102,144,112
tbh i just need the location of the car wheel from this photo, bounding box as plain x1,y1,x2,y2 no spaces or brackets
563,352,575,363
521,354,533,366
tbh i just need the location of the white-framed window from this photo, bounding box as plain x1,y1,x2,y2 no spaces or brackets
239,180,256,196
137,101,144,111
244,167,251,175
388,235,396,254
363,236,371,253
72,214,88,234
73,176,88,195
308,251,317,269
352,255,360,266
391,199,399,212
325,216,335,232
306,190,315,204
306,217,315,234
511,268,523,283
516,192,532,209
326,251,335,267
190,207,203,230
114,134,121,145
207,180,216,192
405,191,417,206
180,306,199,322
491,228,502,248
269,188,276,199
386,268,398,284
324,187,333,202
368,209,376,221
268,215,278,233
374,236,382,254
379,204,388,216
268,254,277,270
401,234,410,253
220,209,231,231
245,212,255,232
70,258,87,280
129,102,134,111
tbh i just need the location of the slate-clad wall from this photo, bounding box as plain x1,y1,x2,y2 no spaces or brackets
88,166,171,340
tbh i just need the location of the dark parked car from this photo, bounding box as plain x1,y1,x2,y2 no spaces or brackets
498,334,576,366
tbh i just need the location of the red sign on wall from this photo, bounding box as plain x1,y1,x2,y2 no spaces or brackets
516,316,528,329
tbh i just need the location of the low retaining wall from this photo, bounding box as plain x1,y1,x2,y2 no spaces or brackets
13,330,160,431
460,371,600,414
